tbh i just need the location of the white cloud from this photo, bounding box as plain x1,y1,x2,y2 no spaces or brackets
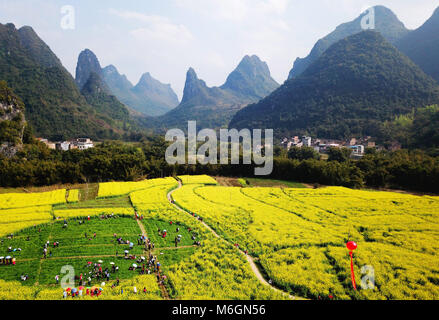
130,24,193,45
255,0,289,15
174,0,289,23
109,8,193,45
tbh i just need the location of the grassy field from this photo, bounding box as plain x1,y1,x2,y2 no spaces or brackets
241,178,306,188
0,216,198,288
54,195,132,210
216,177,306,188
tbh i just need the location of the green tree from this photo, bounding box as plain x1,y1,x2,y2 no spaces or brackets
327,147,352,162
288,146,320,161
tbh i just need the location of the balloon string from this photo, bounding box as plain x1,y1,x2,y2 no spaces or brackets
350,251,357,290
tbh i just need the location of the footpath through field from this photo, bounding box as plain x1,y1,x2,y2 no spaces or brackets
136,219,170,300
167,179,300,300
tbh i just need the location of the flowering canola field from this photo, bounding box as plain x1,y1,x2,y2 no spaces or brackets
97,177,176,198
67,189,79,203
0,177,283,300
0,190,67,237
0,189,66,209
172,184,439,300
1,176,438,300
178,175,218,185
130,184,285,300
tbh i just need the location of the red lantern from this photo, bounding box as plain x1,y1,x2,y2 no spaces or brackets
346,241,358,290
346,241,357,251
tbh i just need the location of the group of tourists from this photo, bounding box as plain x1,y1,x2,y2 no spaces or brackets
126,252,161,275
63,286,103,298
84,232,97,241
100,214,116,220
158,228,168,239
191,213,204,222
134,212,144,220
116,236,132,246
145,238,155,251
43,240,57,258
82,262,117,285
7,246,21,253
20,274,29,281
0,256,15,265
0,234,27,266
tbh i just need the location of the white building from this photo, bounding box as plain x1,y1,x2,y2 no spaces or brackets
73,138,94,150
349,145,365,156
56,141,71,151
302,136,312,147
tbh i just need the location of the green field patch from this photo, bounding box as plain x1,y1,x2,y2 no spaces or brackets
0,216,198,288
0,260,41,286
141,219,197,248
54,195,132,210
244,178,306,188
37,257,145,286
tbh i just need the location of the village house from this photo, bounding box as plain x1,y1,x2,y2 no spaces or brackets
72,138,94,150
39,138,94,151
55,141,71,151
37,138,56,150
349,145,365,156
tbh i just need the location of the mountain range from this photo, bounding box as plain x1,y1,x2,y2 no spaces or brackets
0,23,135,141
76,49,179,117
288,6,410,79
150,55,279,131
230,31,439,139
396,7,439,83
1,4,439,145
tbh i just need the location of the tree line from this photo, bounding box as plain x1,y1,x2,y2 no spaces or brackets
0,137,438,194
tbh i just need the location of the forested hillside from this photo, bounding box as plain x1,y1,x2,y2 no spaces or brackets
230,31,439,139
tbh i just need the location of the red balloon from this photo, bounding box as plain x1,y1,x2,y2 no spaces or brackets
346,241,357,251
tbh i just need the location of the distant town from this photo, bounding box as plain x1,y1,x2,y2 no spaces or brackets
37,138,94,151
280,136,402,158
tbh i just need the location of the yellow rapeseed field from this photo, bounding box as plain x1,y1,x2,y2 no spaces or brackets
53,207,134,218
1,176,438,300
172,184,439,300
0,189,66,209
67,189,79,203
178,175,218,185
97,177,176,198
130,183,285,300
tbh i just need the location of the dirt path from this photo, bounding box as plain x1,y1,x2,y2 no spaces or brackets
167,180,299,300
23,254,119,262
156,245,198,251
136,219,170,300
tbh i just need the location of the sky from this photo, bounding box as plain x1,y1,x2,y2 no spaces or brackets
0,0,438,99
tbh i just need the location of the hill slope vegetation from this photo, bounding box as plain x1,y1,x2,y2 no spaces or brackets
230,31,439,139
0,23,131,140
